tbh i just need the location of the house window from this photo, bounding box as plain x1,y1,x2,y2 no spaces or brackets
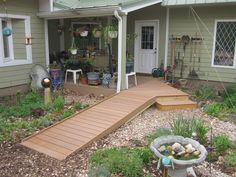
212,20,236,67
0,14,32,67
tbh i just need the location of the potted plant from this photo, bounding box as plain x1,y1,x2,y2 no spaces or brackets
126,33,138,73
92,25,103,38
69,37,77,55
49,63,62,76
79,26,89,37
80,74,88,85
103,24,118,42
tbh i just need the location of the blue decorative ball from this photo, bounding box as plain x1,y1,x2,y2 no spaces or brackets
2,27,12,36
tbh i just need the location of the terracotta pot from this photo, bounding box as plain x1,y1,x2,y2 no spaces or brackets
80,77,88,85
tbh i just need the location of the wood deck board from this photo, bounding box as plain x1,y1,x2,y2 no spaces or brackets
21,79,196,160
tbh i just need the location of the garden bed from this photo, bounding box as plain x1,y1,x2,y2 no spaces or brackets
0,106,236,177
0,84,236,177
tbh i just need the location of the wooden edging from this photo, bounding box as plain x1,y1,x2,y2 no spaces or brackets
21,92,118,142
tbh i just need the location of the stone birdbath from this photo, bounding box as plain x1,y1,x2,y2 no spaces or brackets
150,135,207,177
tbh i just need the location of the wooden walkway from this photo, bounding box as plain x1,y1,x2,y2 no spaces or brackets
21,80,192,160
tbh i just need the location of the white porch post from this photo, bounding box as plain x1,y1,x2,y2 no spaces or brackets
115,11,127,92
164,8,170,69
44,19,50,67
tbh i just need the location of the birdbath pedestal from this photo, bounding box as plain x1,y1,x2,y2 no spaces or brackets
150,135,208,177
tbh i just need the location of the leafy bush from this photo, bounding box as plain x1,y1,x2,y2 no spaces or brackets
194,119,209,145
90,148,144,177
204,102,224,117
53,96,64,111
224,94,236,109
61,110,74,119
146,127,172,144
221,85,236,99
170,117,194,138
73,101,89,110
170,117,208,144
213,134,230,153
88,166,110,177
225,150,236,169
194,85,214,100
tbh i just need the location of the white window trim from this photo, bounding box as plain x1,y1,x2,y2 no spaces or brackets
211,19,236,69
0,14,32,67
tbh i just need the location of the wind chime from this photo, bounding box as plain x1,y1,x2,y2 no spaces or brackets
2,0,12,37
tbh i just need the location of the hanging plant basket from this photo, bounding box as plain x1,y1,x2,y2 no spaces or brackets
80,30,89,37
93,31,102,38
2,27,12,36
108,31,118,38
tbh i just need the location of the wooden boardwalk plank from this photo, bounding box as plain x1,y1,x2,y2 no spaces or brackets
21,79,196,160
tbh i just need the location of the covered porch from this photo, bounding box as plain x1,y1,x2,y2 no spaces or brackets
38,0,168,92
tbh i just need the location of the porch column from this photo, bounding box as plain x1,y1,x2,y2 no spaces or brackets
164,8,170,69
120,15,127,91
115,11,127,92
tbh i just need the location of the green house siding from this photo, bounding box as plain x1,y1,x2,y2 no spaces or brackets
168,5,236,82
0,0,45,89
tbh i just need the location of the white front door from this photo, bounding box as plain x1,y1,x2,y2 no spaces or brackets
134,20,159,74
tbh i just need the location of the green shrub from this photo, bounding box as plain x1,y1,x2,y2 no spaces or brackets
206,151,219,162
213,134,230,153
170,117,208,144
133,147,154,164
90,148,144,177
194,119,209,145
221,85,236,99
225,150,236,168
204,102,223,117
224,94,236,109
146,127,172,144
170,117,194,138
88,166,110,177
53,96,65,111
61,110,74,119
194,85,214,100
73,101,89,110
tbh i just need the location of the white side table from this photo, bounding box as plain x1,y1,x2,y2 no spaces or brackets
126,72,137,89
65,69,83,84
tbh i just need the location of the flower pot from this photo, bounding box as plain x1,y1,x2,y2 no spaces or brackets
93,31,102,38
108,31,118,38
126,62,134,73
80,77,88,85
80,31,88,37
70,49,77,55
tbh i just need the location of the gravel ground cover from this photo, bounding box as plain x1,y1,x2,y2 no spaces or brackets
1,104,235,177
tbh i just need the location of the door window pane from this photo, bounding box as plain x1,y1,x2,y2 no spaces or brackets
213,21,236,66
141,26,154,49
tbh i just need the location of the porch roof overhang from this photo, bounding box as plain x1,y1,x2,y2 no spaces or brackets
37,6,122,19
162,0,236,7
37,0,162,19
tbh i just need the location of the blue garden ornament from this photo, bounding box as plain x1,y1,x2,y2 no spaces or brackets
2,26,12,36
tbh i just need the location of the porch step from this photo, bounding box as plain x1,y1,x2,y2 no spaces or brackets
156,99,197,111
156,95,189,102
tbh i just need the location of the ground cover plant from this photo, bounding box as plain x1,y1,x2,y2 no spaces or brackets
0,90,88,143
89,148,154,177
192,84,236,124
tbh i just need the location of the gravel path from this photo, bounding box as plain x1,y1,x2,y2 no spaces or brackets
0,104,235,177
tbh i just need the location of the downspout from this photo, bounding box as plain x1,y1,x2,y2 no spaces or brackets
164,8,169,69
114,10,122,93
